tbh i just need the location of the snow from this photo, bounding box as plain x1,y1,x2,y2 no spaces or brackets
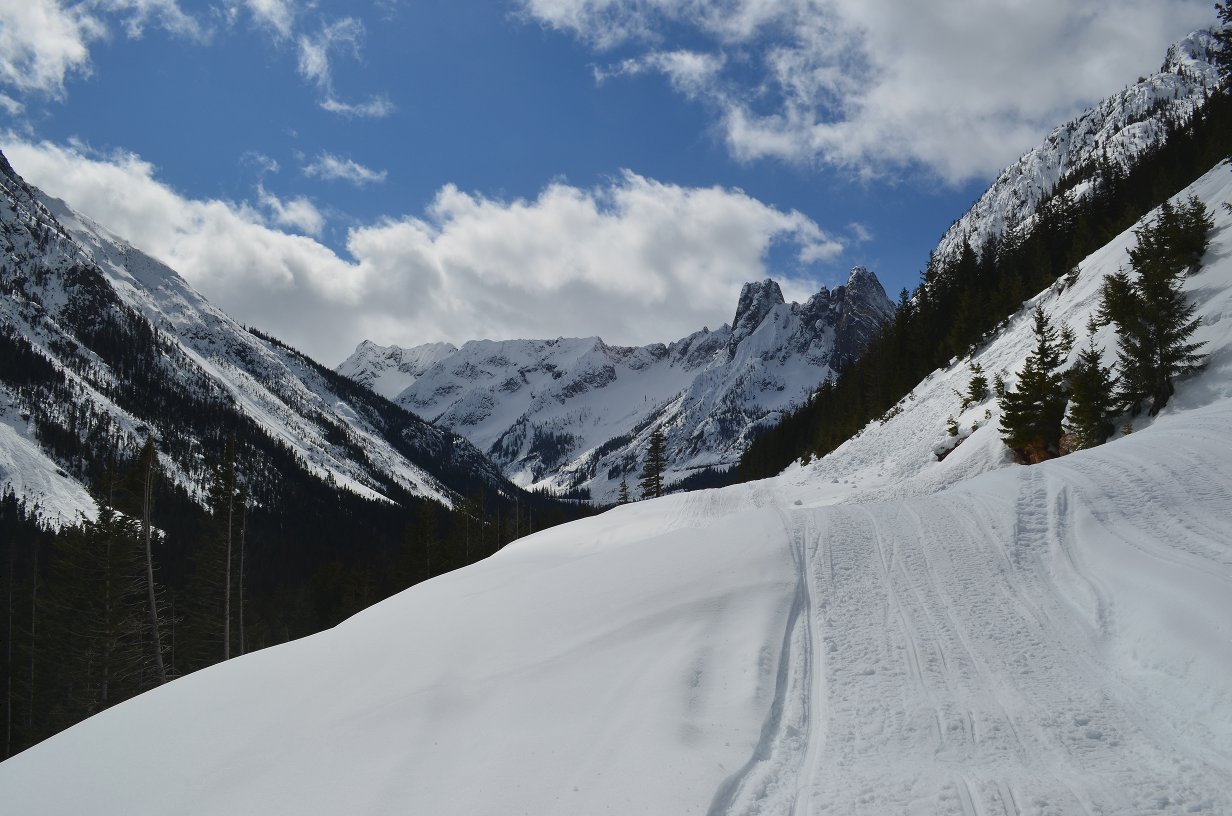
8,191,460,509
339,268,892,501
0,401,97,526
4,166,1232,813
934,29,1222,266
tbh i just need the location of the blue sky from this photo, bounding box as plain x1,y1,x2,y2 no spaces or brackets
0,0,1216,363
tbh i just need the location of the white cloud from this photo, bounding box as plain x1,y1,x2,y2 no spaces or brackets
242,150,280,175
0,2,103,97
594,49,725,98
232,0,297,39
0,0,203,99
302,152,387,185
318,94,395,119
257,185,324,235
103,0,204,40
846,222,871,244
519,0,1217,182
297,17,394,119
0,93,23,115
4,139,842,364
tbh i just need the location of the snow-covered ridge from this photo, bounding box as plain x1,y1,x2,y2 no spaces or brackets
934,28,1222,265
0,151,511,518
5,161,1231,816
339,266,894,501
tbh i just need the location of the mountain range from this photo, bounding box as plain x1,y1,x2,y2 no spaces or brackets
338,268,894,500
333,30,1228,504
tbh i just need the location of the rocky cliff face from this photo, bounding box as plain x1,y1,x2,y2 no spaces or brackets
339,266,895,500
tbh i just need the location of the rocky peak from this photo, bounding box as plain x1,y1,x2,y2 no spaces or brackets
834,266,892,312
730,278,785,353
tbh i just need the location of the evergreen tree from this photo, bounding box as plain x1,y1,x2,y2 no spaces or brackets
1215,2,1232,83
40,509,149,729
1100,197,1209,415
1064,325,1117,450
998,306,1071,462
617,477,631,505
638,428,667,499
961,362,989,410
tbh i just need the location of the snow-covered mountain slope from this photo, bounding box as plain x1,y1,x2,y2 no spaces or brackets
0,151,510,519
5,164,1231,814
934,28,1222,265
339,268,894,500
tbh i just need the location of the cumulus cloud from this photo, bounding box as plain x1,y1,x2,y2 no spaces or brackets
302,152,387,185
257,185,324,235
4,139,843,364
0,0,203,99
0,2,103,97
297,17,394,119
521,0,1216,182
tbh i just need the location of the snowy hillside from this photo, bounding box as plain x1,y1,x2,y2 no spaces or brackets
0,151,514,519
339,268,894,500
4,162,1230,813
934,29,1223,265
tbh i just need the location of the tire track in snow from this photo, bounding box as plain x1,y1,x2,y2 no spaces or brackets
779,460,1231,815
710,428,1232,815
708,509,816,816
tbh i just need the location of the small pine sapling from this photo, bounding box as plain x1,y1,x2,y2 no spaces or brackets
961,362,989,410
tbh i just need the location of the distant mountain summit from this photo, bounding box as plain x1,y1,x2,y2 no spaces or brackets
934,28,1223,265
339,266,894,500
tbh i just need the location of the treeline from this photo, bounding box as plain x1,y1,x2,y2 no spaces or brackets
740,84,1232,479
1,428,583,758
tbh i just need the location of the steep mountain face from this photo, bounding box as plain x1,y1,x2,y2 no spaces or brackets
339,267,894,501
934,28,1222,265
0,151,511,520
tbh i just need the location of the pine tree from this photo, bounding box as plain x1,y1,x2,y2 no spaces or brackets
617,477,631,505
1064,325,1117,451
1101,198,1209,415
961,362,988,410
638,428,667,499
1215,2,1232,83
998,306,1071,462
40,509,149,727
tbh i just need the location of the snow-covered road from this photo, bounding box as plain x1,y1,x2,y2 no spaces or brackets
718,402,1232,816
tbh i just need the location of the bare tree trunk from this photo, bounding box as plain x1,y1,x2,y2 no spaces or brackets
6,546,12,759
236,502,243,660
27,543,36,732
224,487,233,662
142,453,167,684
101,534,111,709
